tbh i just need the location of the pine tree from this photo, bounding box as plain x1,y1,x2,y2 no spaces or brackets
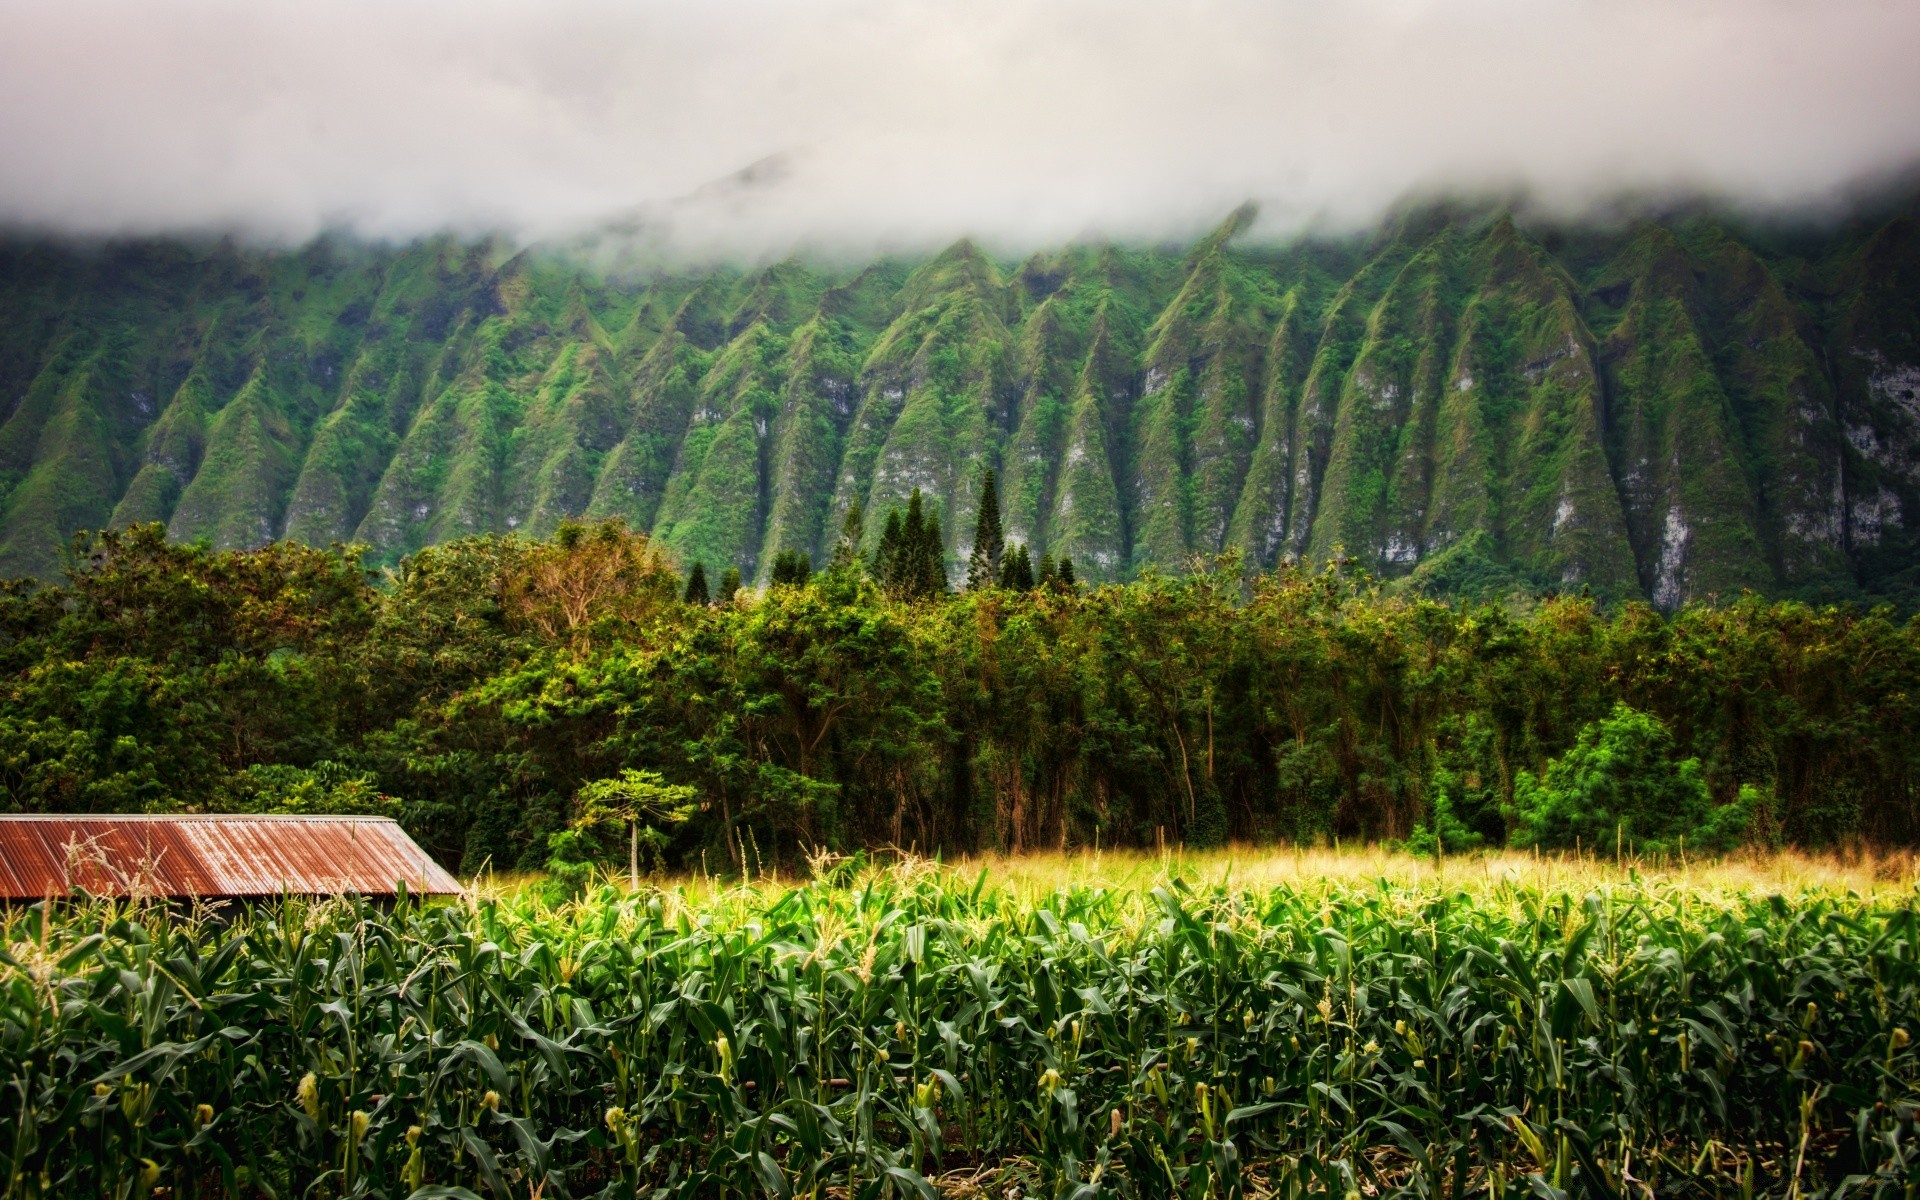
901,490,930,598
875,508,904,590
1057,556,1076,588
966,468,1004,591
770,550,812,588
903,489,926,550
1037,553,1056,587
1000,543,1034,591
684,562,710,606
829,501,865,574
918,512,947,597
719,566,742,603
897,492,927,596
874,490,948,600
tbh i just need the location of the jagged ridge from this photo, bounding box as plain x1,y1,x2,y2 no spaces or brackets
3,199,1920,606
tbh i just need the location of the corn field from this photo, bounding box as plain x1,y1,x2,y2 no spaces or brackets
2,861,1917,1199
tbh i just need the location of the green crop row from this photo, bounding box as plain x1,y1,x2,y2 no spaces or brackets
2,867,1916,1199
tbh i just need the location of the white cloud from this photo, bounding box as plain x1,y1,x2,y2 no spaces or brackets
0,0,1914,256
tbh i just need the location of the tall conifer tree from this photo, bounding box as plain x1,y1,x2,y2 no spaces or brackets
829,501,865,574
770,550,812,587
875,508,904,590
683,562,710,606
919,513,947,597
967,468,1004,591
875,489,949,599
1000,543,1034,591
899,491,928,596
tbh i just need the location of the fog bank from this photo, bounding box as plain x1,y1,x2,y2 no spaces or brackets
1,0,1916,256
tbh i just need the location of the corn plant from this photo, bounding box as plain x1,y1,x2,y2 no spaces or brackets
0,868,1916,1199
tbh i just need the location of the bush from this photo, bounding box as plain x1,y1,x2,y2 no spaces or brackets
1508,704,1749,855
1401,789,1485,857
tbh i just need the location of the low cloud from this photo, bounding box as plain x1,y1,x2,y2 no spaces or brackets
0,0,1916,257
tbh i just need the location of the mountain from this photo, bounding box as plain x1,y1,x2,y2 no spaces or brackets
2,199,1919,606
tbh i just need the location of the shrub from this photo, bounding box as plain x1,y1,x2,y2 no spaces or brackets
1508,703,1749,855
1401,788,1485,857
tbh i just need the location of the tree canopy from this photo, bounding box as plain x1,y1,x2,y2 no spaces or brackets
1,518,1916,872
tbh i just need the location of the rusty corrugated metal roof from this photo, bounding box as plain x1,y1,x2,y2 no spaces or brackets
0,815,463,899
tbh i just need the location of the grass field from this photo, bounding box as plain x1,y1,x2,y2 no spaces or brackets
857,847,1920,900
3,850,1917,1199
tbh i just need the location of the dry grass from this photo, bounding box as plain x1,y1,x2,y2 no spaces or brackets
474,844,1920,911
946,844,1920,901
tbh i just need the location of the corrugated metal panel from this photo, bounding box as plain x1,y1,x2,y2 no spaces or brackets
0,815,462,899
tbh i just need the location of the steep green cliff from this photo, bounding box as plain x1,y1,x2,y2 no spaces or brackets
3,199,1918,604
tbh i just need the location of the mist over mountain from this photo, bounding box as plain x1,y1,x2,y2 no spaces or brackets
0,0,1917,254
3,197,1920,608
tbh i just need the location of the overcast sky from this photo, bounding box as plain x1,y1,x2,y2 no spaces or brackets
0,0,1916,256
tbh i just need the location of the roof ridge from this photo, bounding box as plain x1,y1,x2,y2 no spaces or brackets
0,813,401,822
0,814,461,898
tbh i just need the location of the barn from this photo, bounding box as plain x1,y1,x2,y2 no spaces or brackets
0,814,462,901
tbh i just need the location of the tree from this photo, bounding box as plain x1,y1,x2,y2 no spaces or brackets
1037,553,1056,587
897,490,930,594
218,761,402,819
916,513,947,598
11,515,1920,869
502,519,679,650
1057,556,1076,588
828,502,865,575
770,550,812,588
719,567,742,604
966,469,1005,591
684,562,711,606
1508,704,1749,855
875,509,904,585
554,768,699,888
1000,544,1034,591
876,490,947,600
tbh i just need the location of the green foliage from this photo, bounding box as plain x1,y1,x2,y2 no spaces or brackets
1400,790,1485,858
1509,704,1748,854
4,870,1918,1197
548,766,698,887
1419,712,1505,848
216,761,401,819
1,523,1917,866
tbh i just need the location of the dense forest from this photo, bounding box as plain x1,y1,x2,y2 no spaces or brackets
4,197,1920,610
2,500,1913,872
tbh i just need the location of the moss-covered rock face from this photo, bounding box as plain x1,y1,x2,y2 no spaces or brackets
3,200,1918,604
